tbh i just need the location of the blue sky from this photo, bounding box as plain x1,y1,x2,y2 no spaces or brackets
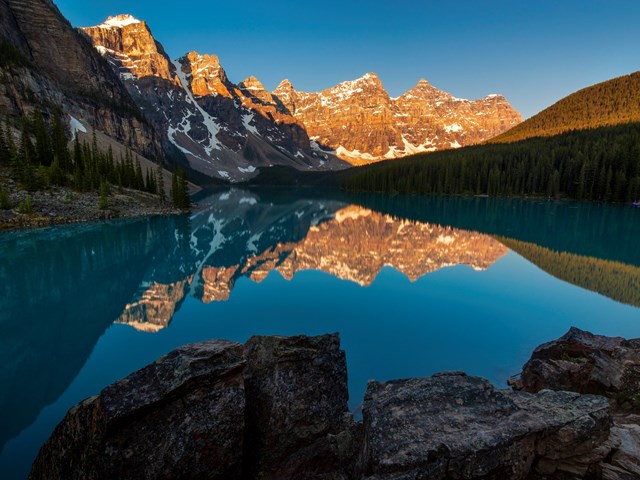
56,0,640,118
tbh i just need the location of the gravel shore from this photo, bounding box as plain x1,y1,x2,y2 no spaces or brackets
0,171,181,230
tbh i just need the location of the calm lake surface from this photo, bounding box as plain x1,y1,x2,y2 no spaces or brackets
1,189,640,478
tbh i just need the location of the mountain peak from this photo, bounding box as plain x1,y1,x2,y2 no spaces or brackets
239,76,266,92
276,79,293,89
356,72,380,83
184,51,221,66
98,14,142,29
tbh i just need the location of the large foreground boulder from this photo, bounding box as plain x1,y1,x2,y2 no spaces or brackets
244,334,357,479
361,372,612,480
29,340,246,480
29,334,356,480
516,327,640,410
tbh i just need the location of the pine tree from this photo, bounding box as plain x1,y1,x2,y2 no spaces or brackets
171,170,178,206
99,179,109,210
17,116,39,190
32,110,51,166
171,168,190,210
0,119,8,164
178,168,190,209
156,162,166,204
135,156,144,190
51,113,70,172
49,155,64,186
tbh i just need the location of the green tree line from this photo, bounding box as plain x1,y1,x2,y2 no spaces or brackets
344,123,640,203
0,111,190,209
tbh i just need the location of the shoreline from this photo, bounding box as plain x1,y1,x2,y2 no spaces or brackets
0,173,183,231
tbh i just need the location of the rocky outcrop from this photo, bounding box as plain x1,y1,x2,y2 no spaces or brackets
515,327,640,411
272,74,522,165
29,340,247,480
514,327,640,480
32,333,629,480
30,334,357,480
362,372,612,479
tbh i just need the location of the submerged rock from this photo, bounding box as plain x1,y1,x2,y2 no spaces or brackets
361,372,611,480
29,340,246,480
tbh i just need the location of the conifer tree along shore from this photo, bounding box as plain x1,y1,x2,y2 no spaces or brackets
0,111,187,209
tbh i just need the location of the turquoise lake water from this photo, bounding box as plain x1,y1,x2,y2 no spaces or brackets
1,189,639,478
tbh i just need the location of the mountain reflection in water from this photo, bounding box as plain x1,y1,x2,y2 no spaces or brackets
116,192,509,332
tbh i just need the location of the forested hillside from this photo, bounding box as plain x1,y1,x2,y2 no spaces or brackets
491,72,640,143
343,123,640,203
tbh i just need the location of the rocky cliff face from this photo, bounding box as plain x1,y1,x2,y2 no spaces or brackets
31,334,622,480
0,1,162,160
81,17,347,181
273,74,522,164
80,15,179,85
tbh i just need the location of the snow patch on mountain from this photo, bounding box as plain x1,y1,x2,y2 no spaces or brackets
172,59,224,154
69,116,87,140
98,15,141,29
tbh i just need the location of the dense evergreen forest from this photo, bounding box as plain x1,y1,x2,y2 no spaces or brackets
0,111,190,210
344,123,640,203
491,71,640,143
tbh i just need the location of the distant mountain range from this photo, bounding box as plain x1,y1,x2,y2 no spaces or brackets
1,0,636,193
0,2,522,183
78,14,521,180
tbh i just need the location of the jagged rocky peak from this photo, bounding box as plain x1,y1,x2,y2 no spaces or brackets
81,14,177,84
238,75,278,106
239,76,267,92
330,72,388,99
179,51,231,97
274,78,294,92
482,93,508,102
